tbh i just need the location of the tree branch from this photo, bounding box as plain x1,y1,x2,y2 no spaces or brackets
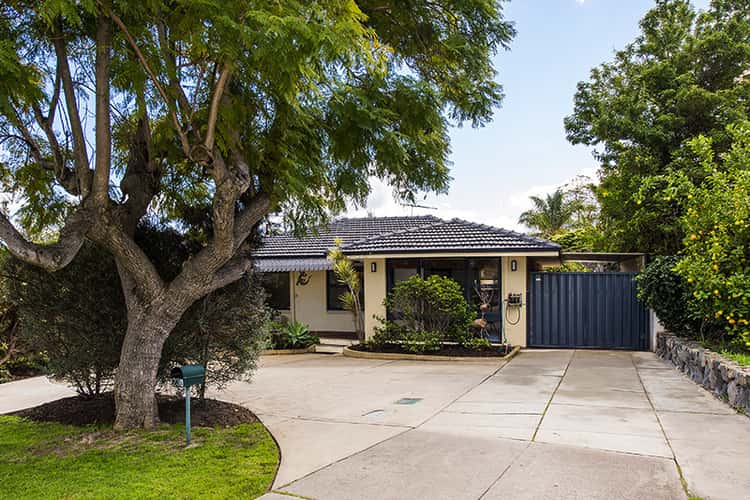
206,251,253,293
10,102,78,194
119,110,160,232
204,64,231,152
0,210,90,271
169,190,270,300
106,7,191,157
93,222,165,304
93,15,113,205
156,22,192,119
51,20,91,196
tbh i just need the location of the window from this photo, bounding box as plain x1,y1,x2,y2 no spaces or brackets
388,259,419,287
468,259,500,318
326,268,364,311
261,272,290,310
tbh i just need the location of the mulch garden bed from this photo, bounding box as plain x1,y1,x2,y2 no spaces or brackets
11,392,258,428
350,343,512,357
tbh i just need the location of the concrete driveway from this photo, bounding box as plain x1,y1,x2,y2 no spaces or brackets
2,351,748,499
217,350,750,500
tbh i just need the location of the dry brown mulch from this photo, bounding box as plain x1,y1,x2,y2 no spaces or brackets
11,392,258,428
351,343,512,357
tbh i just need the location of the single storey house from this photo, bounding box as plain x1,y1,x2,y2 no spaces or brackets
254,215,560,347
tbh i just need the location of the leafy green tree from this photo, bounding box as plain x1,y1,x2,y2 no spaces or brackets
565,0,750,254
0,1,514,428
518,189,574,237
665,124,750,349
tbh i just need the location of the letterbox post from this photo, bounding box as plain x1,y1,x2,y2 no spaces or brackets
185,384,191,445
170,364,205,446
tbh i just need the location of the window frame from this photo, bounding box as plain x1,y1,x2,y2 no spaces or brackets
326,266,364,312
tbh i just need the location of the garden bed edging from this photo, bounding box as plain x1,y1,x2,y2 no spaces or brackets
656,333,750,414
343,345,520,362
262,345,316,355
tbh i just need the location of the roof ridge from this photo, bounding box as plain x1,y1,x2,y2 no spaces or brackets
447,218,560,248
341,217,447,249
333,214,440,222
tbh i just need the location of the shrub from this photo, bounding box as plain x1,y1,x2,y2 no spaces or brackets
159,273,271,400
461,336,493,351
268,320,318,349
373,275,474,352
2,243,126,396
637,256,701,337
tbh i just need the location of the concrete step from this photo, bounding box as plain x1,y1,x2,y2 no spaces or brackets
314,344,345,354
317,337,357,347
314,337,359,354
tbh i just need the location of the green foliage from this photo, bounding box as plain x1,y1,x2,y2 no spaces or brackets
637,256,700,337
565,0,750,254
268,320,318,350
519,177,604,249
2,243,127,396
160,274,271,400
461,336,493,351
373,275,474,352
719,349,750,367
518,189,574,238
543,261,592,273
0,416,278,499
665,124,750,349
0,0,514,235
2,226,272,395
328,239,364,341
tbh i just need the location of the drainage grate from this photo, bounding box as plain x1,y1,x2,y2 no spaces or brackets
394,398,423,405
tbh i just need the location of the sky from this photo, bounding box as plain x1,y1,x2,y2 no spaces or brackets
347,0,710,231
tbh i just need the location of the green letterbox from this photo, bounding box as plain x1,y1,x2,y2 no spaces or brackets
171,364,206,445
171,365,205,387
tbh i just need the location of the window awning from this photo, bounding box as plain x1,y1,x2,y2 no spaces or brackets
254,257,333,273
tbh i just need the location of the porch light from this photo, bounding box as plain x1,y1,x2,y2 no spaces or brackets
511,259,518,272
370,262,377,273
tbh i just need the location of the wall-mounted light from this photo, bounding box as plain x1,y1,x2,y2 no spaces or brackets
510,259,518,272
370,262,377,273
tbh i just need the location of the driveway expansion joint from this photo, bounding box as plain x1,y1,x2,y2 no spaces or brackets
530,349,574,442
630,352,690,498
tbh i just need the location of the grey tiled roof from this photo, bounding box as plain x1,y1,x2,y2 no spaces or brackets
254,216,441,258
342,218,560,254
254,216,558,260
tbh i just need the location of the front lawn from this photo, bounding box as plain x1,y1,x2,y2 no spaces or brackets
0,406,278,499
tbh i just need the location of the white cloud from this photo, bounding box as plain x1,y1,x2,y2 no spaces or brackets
345,166,600,234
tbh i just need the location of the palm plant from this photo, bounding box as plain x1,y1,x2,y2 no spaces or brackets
328,239,365,342
518,188,575,237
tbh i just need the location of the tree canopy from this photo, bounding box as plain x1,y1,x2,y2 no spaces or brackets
565,0,750,254
518,189,574,238
0,0,515,428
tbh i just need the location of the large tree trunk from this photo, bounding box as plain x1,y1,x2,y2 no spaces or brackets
113,305,183,430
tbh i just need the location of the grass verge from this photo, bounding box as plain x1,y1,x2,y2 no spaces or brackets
0,415,278,499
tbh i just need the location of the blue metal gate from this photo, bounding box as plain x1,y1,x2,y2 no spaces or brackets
527,272,649,350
